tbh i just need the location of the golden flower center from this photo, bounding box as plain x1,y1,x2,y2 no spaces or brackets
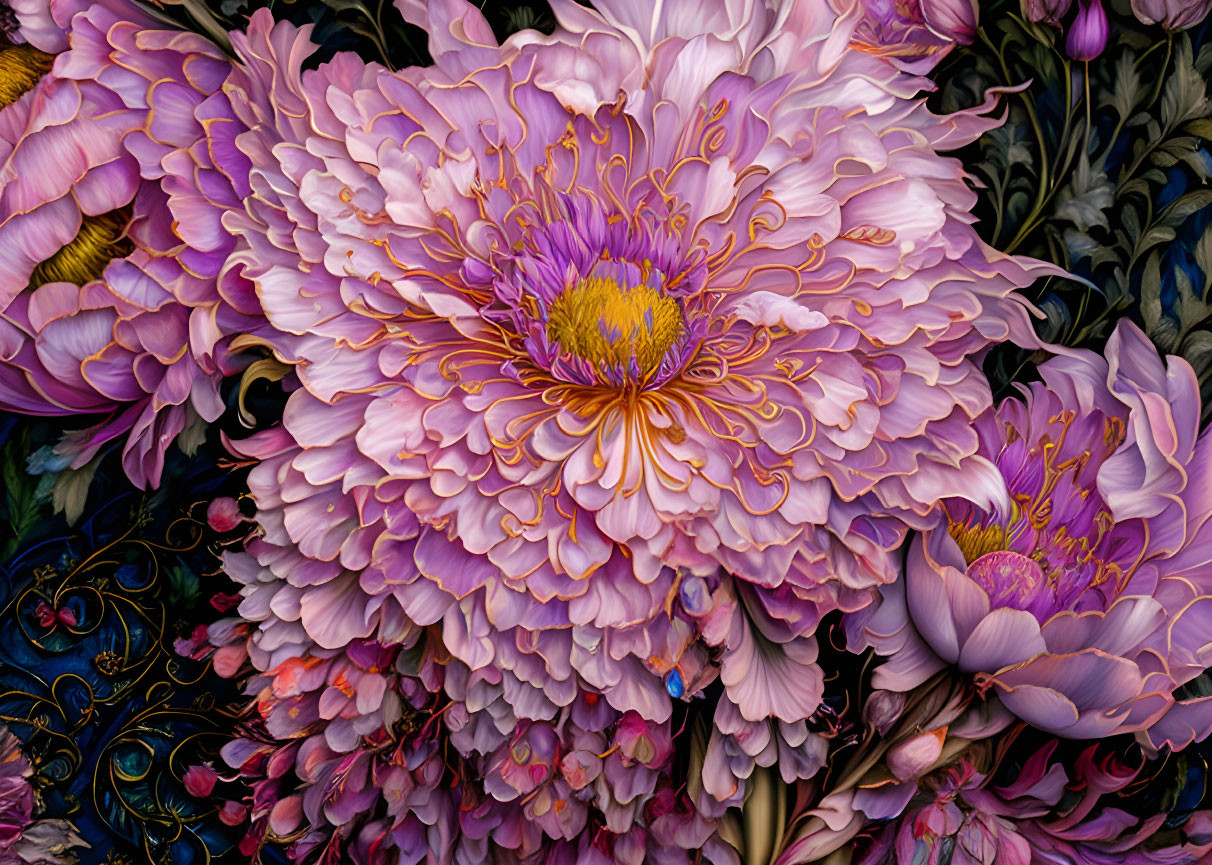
947,518,1009,566
546,275,684,374
0,43,53,110
30,209,134,289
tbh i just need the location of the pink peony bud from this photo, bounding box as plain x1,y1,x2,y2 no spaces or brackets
218,800,249,827
1066,0,1108,60
206,497,245,533
183,764,218,798
886,727,948,781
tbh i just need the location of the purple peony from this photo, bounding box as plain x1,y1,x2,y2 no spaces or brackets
186,1,1059,859
849,319,1212,744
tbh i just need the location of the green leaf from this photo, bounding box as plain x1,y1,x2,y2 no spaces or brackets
165,562,201,608
1090,243,1122,270
1109,266,1131,307
1151,137,1201,171
984,124,1034,173
1006,189,1031,227
1174,263,1212,340
1054,160,1114,231
1137,224,1177,258
741,766,784,865
1195,223,1212,296
1183,149,1212,180
50,455,101,527
1120,177,1154,199
1160,190,1212,227
1105,51,1145,120
1161,36,1209,131
1141,249,1164,337
1185,118,1212,139
1180,331,1212,382
0,432,42,560
1121,204,1143,247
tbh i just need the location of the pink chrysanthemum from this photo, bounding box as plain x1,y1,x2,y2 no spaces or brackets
216,0,1051,738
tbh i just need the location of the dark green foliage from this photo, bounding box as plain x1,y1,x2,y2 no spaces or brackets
938,2,1212,415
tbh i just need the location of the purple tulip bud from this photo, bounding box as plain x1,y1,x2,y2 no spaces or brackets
1066,0,1109,60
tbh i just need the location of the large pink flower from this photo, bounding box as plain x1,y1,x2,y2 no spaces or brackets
849,319,1212,743
0,0,263,486
218,0,1050,740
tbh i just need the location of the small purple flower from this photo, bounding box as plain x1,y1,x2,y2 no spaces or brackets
852,0,979,71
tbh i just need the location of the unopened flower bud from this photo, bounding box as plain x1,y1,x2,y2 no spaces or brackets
1066,0,1109,60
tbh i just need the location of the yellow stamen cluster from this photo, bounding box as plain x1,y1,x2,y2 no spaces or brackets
947,518,1010,566
30,209,134,289
546,275,683,376
0,43,53,110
